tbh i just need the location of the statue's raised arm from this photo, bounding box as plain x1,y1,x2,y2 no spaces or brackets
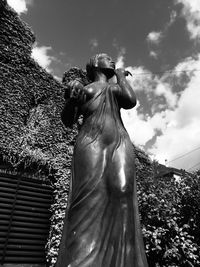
114,68,137,109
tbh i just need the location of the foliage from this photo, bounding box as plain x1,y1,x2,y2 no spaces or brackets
0,2,75,265
46,68,89,266
137,171,200,267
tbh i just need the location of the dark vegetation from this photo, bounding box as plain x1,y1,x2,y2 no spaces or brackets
138,170,200,267
0,1,74,265
0,1,200,266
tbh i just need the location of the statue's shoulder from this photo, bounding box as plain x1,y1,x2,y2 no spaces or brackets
83,82,98,99
84,82,95,89
83,82,107,100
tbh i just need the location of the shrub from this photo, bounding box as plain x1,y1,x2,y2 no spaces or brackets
138,171,200,267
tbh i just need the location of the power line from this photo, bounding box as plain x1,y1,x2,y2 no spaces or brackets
187,161,200,171
128,69,200,76
168,146,200,164
1,61,200,77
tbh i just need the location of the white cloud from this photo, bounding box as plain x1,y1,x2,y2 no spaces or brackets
146,31,163,59
116,55,125,69
149,54,200,170
150,118,200,170
149,51,158,59
31,44,55,72
115,54,176,144
115,54,156,146
89,38,99,50
121,102,155,146
146,11,177,60
115,47,126,68
154,82,178,109
125,66,178,109
116,51,200,170
175,54,200,73
169,10,177,25
126,66,154,92
175,0,200,39
147,31,162,44
7,0,32,14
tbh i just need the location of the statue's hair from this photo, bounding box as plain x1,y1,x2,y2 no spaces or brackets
86,53,108,81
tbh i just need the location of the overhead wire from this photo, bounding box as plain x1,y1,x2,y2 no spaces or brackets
168,146,200,164
127,68,200,76
1,61,200,77
187,162,200,171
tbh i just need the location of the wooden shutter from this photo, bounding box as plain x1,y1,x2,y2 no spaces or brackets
0,172,53,265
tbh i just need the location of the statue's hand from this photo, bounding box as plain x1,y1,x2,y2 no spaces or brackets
67,80,86,105
115,68,132,77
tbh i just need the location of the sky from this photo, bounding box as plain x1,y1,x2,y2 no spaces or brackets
7,0,200,171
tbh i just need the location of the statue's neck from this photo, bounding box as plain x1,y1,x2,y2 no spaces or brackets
94,72,108,83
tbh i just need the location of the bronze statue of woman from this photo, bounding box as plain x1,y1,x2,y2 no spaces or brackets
56,54,148,267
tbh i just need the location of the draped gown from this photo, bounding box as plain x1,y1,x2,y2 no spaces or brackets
56,82,148,267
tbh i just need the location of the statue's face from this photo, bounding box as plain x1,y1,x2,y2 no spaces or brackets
96,54,115,70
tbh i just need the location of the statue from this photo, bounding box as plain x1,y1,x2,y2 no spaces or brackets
56,54,148,267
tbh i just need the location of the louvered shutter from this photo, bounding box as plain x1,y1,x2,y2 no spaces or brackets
0,172,53,265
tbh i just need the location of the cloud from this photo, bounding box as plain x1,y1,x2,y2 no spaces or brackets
31,44,55,72
146,11,177,59
154,81,178,109
115,57,165,146
115,48,154,91
169,10,177,25
7,0,33,14
115,47,126,68
174,53,200,73
149,54,200,170
149,51,159,59
126,66,154,93
116,50,200,170
175,0,200,39
146,31,162,59
125,66,178,110
89,38,99,50
31,44,70,80
115,53,156,145
112,40,127,68
121,102,155,146
150,114,200,171
147,31,162,45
